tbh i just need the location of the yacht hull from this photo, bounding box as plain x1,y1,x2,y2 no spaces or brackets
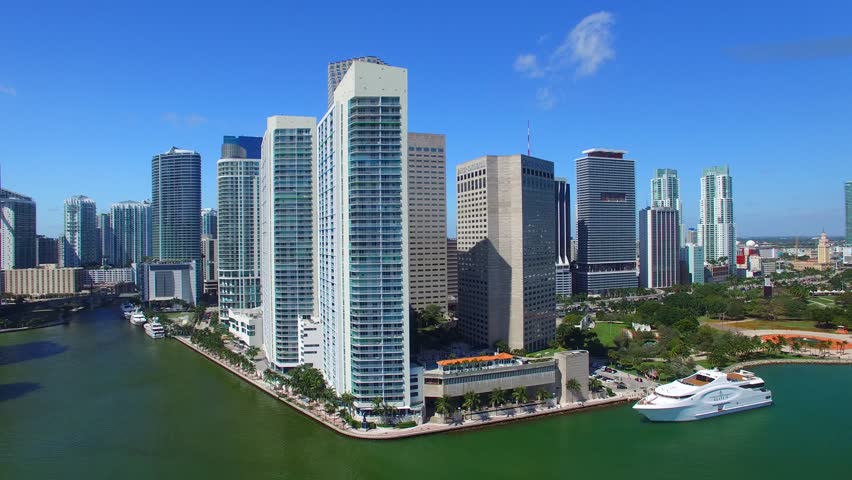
634,398,773,422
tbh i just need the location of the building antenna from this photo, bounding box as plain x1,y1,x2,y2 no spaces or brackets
527,120,531,156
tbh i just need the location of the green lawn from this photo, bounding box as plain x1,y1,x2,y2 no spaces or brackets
593,322,626,347
808,296,836,308
526,347,565,358
719,319,829,332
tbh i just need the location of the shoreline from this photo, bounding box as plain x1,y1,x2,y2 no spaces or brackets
172,335,641,440
724,357,852,372
0,319,69,334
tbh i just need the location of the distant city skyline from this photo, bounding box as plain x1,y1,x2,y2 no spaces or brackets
2,3,851,238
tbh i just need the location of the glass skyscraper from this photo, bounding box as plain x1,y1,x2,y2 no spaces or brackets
651,168,682,246
151,147,201,301
0,187,37,269
574,149,637,294
97,212,112,266
260,117,315,371
201,208,217,239
639,207,680,288
318,61,412,414
111,201,151,267
698,166,735,273
846,181,852,245
555,178,572,296
218,136,261,313
63,195,98,267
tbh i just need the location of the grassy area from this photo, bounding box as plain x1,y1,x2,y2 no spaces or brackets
719,319,831,332
593,322,626,347
808,296,836,308
526,347,565,358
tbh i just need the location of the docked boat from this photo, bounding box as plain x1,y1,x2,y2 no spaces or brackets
121,303,135,318
130,312,147,326
144,321,165,339
633,369,772,422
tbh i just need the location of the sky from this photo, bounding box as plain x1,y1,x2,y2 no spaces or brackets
2,0,851,239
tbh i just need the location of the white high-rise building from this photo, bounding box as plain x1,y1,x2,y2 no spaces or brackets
1,188,37,270
698,166,735,273
260,116,316,371
110,201,151,267
651,168,682,246
317,61,413,415
327,56,386,108
63,195,98,267
639,207,680,288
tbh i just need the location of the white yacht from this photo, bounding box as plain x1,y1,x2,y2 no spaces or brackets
144,321,165,339
121,303,135,318
633,369,772,422
130,312,147,326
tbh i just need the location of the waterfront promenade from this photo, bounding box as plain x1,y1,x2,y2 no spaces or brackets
173,336,644,440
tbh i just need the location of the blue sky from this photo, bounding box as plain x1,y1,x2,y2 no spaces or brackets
2,0,851,239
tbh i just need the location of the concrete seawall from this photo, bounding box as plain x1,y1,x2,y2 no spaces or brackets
172,336,640,440
725,357,852,372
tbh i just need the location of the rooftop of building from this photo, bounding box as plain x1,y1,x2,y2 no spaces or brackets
161,146,199,156
581,148,628,158
0,187,33,201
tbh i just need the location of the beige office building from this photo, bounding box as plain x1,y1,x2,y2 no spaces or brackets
817,232,830,265
2,264,83,296
456,154,557,352
407,133,447,313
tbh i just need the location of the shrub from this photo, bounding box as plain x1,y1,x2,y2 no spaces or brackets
395,421,417,429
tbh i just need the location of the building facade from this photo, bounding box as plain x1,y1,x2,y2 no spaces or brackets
456,154,557,352
326,55,386,108
201,236,217,295
639,207,680,289
651,168,682,246
96,212,112,266
2,265,83,296
817,232,830,265
680,243,705,285
111,201,152,267
407,132,447,312
574,149,638,293
63,195,98,267
201,208,217,239
698,166,735,273
846,181,852,245
151,147,201,301
555,178,572,296
217,136,261,313
82,267,135,286
0,188,37,270
446,238,458,313
318,61,413,413
260,116,316,371
135,261,197,305
36,235,59,265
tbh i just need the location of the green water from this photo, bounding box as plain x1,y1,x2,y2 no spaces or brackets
2,307,850,480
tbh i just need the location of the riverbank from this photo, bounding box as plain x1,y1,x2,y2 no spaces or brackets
173,335,642,440
0,318,69,334
724,357,852,372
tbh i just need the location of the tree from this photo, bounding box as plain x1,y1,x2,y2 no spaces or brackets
488,388,505,408
462,391,480,412
566,378,582,402
536,388,553,402
245,346,260,360
511,387,528,405
418,304,444,328
435,395,453,418
371,397,384,417
494,340,509,353
340,392,355,418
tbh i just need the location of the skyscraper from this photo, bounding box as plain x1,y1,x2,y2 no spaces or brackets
318,61,412,414
217,136,261,313
152,147,201,301
201,208,218,239
111,201,151,267
201,236,217,295
457,154,557,352
0,187,37,269
446,238,458,313
698,166,735,273
63,195,98,267
260,116,316,371
407,132,447,313
575,149,637,293
680,243,705,285
685,227,698,245
639,207,680,288
97,212,112,266
817,232,830,265
36,235,59,265
651,168,682,245
846,181,852,245
555,177,572,296
327,56,386,108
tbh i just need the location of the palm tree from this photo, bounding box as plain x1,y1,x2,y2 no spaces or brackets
791,340,803,355
512,387,528,405
371,397,384,419
566,378,582,403
488,388,505,409
775,335,787,352
340,392,355,418
536,388,553,403
841,341,848,357
435,395,453,419
245,346,260,360
462,391,480,413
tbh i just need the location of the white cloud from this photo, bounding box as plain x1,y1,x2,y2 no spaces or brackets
513,11,616,108
0,85,17,96
513,53,544,78
162,111,208,127
536,87,557,110
554,11,616,77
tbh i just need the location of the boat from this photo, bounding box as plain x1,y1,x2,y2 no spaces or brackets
633,369,772,422
130,312,147,326
121,303,135,318
144,321,165,339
